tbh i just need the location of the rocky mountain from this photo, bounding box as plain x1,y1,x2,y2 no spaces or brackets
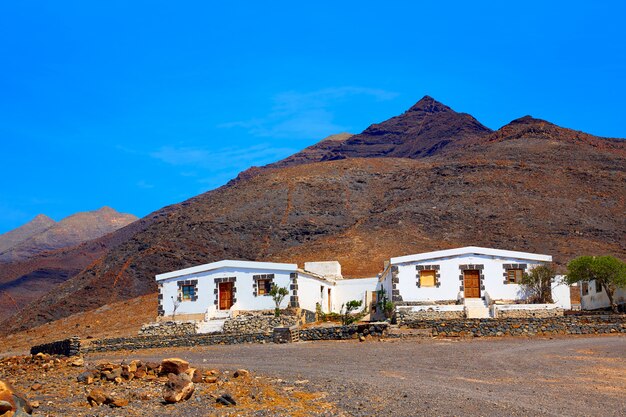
0,207,137,263
0,207,138,321
2,97,625,333
0,214,55,254
276,96,492,165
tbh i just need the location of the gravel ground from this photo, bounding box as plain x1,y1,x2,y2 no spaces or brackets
91,335,626,417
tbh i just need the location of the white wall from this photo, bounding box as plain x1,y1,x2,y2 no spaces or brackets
297,273,333,313
551,276,571,310
304,261,342,279
159,266,293,316
334,277,379,310
581,280,626,310
394,254,545,303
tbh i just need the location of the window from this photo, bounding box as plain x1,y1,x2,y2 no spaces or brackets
254,274,274,296
181,284,195,301
582,282,589,296
258,279,273,295
506,269,523,284
420,270,436,287
595,280,602,293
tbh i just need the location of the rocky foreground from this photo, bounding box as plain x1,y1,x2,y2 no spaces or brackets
0,353,342,416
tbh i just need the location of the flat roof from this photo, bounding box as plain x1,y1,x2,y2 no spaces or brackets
390,246,552,264
156,260,298,281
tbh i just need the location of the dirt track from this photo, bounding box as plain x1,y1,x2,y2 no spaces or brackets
91,335,626,416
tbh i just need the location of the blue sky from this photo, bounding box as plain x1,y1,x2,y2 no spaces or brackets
1,1,625,233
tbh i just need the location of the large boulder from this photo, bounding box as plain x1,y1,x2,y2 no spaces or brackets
160,358,189,376
0,380,33,416
163,373,195,403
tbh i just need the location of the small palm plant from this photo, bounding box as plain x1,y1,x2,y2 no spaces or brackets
269,285,289,317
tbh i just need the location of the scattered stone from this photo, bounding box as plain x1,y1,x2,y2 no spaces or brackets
70,357,84,367
29,383,42,391
216,393,237,406
203,376,219,384
107,397,129,407
359,335,366,342
233,369,249,378
87,389,108,406
77,371,94,384
0,380,32,416
185,368,203,383
160,358,189,376
163,373,195,403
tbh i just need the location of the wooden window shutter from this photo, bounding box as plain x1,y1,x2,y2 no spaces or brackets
420,270,436,287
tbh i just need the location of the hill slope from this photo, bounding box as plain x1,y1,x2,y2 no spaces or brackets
2,97,625,333
0,207,139,321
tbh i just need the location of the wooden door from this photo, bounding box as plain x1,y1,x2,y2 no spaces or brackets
464,270,481,298
327,288,331,312
219,282,233,310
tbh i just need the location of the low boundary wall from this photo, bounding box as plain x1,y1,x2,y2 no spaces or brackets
30,337,81,356
403,315,626,337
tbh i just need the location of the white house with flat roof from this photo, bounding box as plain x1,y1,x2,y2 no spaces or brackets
155,259,377,324
379,246,567,318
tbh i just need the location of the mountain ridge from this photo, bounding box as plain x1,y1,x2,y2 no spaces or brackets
0,214,56,254
0,207,137,263
1,96,624,333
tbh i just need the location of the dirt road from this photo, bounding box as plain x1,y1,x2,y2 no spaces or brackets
90,335,626,416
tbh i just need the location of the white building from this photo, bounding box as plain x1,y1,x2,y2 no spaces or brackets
379,246,568,318
579,280,626,311
155,259,377,321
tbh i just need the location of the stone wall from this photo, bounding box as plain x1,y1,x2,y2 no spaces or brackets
83,332,273,353
300,323,388,341
397,309,465,324
30,336,80,357
495,307,564,319
138,321,198,337
395,300,458,306
401,315,626,337
223,312,298,334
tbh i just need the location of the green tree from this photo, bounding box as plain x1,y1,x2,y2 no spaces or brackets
269,285,289,317
341,300,363,325
521,264,555,304
565,256,626,313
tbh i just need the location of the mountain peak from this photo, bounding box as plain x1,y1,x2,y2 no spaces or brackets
32,214,55,223
509,115,553,126
95,206,117,214
407,95,453,114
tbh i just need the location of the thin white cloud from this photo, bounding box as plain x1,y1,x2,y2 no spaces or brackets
150,143,296,171
220,86,398,140
136,180,155,189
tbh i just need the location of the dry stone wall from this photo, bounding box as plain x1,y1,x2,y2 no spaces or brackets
400,315,626,337
138,321,198,337
495,307,564,319
299,323,388,341
83,332,273,353
397,309,465,324
30,336,80,357
223,312,298,334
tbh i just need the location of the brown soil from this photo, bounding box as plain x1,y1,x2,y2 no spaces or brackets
0,354,341,416
0,294,156,356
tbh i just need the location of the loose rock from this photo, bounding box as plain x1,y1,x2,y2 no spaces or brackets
160,358,189,376
163,373,194,403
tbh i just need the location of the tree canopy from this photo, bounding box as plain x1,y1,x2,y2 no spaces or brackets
566,256,626,313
